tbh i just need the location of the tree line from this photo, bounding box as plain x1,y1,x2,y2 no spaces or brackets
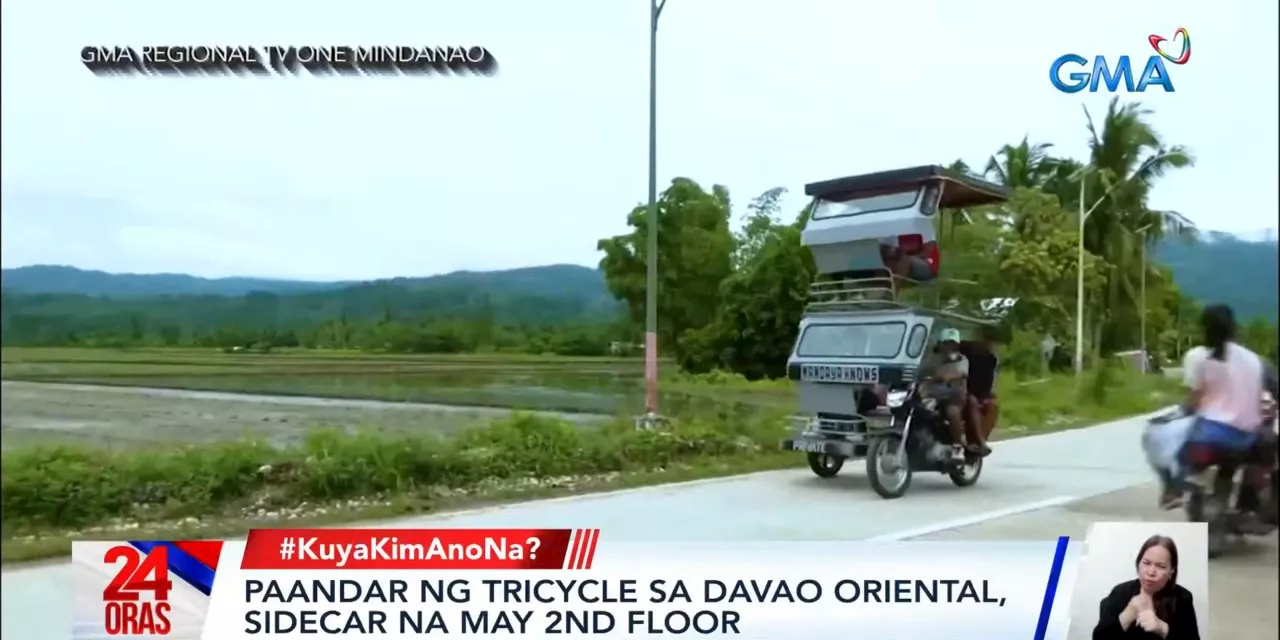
0,289,631,357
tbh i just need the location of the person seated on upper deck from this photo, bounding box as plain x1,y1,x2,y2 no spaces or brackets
879,237,935,283
919,328,970,463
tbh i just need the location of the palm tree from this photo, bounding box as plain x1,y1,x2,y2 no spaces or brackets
1081,97,1195,252
1041,157,1085,209
1078,97,1196,353
945,159,973,175
983,136,1057,189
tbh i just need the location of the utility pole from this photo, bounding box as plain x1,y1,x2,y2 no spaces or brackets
641,0,667,427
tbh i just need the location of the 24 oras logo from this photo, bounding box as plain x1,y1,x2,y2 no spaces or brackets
1050,28,1190,93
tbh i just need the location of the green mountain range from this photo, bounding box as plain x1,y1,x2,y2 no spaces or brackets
1153,232,1277,322
0,265,619,345
0,264,614,302
0,233,1275,343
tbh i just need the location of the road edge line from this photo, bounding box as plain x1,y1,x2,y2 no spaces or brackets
864,495,1080,541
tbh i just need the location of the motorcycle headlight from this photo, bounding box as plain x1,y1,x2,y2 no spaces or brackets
886,390,909,408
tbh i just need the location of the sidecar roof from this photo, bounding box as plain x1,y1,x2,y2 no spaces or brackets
804,165,1010,209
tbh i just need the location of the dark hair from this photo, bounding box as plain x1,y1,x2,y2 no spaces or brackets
1201,304,1236,361
1135,535,1180,620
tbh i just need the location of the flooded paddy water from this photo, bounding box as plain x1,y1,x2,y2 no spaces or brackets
0,349,792,450
0,380,613,450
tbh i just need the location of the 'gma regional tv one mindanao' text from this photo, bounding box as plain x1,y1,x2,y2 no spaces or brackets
80,45,498,76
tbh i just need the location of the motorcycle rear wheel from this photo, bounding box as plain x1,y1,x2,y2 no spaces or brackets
806,453,844,478
948,456,983,487
1185,489,1229,558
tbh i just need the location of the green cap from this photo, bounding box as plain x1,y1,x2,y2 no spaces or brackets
938,328,962,343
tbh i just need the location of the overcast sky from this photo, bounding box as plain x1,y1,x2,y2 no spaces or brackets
2,0,1275,280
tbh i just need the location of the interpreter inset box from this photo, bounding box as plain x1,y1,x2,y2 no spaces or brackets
1065,521,1207,640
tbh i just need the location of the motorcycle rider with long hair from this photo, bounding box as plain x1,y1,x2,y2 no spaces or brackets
1176,304,1277,529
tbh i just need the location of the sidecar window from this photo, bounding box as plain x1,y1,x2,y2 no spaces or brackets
797,321,907,359
904,324,928,358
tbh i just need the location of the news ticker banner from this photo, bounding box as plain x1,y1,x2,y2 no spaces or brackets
73,529,1079,639
81,46,498,77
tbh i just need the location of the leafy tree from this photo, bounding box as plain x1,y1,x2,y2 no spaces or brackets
597,178,735,361
680,190,816,379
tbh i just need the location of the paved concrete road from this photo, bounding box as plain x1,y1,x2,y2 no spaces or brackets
915,484,1278,640
2,412,1165,639
367,410,1163,540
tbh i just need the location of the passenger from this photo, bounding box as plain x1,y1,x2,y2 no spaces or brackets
921,328,970,462
879,238,934,282
959,326,999,457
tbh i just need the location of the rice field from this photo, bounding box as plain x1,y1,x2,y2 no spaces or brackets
0,348,791,450
0,347,1179,452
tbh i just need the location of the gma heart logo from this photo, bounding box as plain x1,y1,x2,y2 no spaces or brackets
1148,28,1190,65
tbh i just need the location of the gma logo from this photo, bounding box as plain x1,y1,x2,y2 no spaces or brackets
1048,55,1175,94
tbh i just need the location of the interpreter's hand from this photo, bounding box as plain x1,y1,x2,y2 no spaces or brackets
1136,609,1165,635
1117,598,1138,629
1133,592,1154,612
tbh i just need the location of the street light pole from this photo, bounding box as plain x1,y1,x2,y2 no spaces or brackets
1075,178,1087,377
642,0,667,422
1071,152,1177,377
1073,172,1124,376
1140,238,1147,372
1134,223,1154,374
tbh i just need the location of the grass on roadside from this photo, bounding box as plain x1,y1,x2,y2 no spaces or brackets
669,365,1182,431
1,408,792,561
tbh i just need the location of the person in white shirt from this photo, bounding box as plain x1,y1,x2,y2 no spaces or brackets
1177,304,1277,525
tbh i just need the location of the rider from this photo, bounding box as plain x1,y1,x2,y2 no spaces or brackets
922,328,970,462
1176,305,1276,526
959,326,999,457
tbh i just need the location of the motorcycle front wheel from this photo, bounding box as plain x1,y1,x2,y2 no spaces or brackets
867,435,912,499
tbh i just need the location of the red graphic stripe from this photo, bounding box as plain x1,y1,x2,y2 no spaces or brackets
569,528,585,569
560,531,574,569
582,529,600,569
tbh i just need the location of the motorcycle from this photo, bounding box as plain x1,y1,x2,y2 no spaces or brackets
1145,399,1278,558
864,380,984,499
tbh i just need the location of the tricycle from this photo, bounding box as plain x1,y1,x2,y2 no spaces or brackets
779,164,1011,499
